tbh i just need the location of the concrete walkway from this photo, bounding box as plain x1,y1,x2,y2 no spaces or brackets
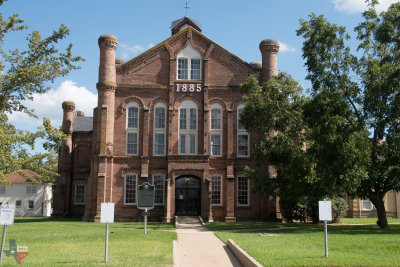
174,216,242,267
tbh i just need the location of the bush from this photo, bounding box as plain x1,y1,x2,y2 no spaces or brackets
331,196,348,223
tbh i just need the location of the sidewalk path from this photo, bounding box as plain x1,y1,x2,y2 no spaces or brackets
174,216,242,267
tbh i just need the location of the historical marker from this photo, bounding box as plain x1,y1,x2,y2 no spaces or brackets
138,182,155,210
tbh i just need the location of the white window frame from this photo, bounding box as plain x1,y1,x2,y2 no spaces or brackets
74,184,86,205
177,43,202,81
237,104,250,157
237,176,250,207
211,176,222,205
15,200,22,208
126,102,140,156
178,100,198,155
153,103,167,156
152,174,165,205
210,104,222,157
26,185,38,195
28,200,34,210
0,185,5,194
362,199,374,210
124,174,137,205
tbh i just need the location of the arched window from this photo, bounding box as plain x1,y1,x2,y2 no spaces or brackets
177,43,202,80
237,104,249,157
179,100,197,154
210,104,222,157
126,103,139,155
153,102,167,156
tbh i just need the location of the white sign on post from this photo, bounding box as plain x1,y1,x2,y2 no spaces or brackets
318,201,332,221
100,203,115,223
0,204,15,225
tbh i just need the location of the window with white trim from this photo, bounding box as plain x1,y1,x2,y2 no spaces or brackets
210,104,222,157
237,105,249,157
211,176,222,205
179,100,197,154
237,176,250,206
26,185,38,195
28,200,34,209
124,174,137,204
153,174,165,205
177,43,202,80
126,103,139,155
153,103,167,156
15,200,21,208
74,184,86,205
362,199,374,210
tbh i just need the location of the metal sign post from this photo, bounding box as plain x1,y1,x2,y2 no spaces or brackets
0,204,15,265
100,203,115,263
318,200,332,258
138,182,155,235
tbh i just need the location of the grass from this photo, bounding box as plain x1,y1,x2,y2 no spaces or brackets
1,217,176,266
341,217,400,224
209,220,400,267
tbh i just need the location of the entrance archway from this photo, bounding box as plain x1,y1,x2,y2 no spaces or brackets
175,176,201,215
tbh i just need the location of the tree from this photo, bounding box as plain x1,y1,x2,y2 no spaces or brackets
0,0,82,181
296,1,400,228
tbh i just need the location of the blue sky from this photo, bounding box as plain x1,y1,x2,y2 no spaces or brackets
2,0,399,131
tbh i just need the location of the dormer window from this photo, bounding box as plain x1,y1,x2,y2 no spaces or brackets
177,43,202,81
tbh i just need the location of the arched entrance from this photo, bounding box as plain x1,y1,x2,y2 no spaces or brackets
175,176,201,215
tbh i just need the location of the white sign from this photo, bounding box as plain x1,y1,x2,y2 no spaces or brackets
100,203,115,223
0,204,15,225
318,201,332,221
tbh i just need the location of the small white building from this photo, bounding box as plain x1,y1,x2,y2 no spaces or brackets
0,170,52,217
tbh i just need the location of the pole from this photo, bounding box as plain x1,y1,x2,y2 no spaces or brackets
105,222,109,262
0,225,7,264
144,208,148,235
324,219,328,257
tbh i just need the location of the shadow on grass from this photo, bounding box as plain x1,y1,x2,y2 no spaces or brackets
14,217,82,223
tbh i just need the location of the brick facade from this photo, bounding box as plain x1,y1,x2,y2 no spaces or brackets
53,17,281,222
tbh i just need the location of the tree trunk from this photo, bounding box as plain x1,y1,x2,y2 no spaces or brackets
371,196,388,229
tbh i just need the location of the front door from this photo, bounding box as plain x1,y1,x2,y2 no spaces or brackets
175,177,201,215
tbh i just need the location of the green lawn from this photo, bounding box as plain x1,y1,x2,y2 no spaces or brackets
1,217,176,266
211,221,400,267
341,217,400,224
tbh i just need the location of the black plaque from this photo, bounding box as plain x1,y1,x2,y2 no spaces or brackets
137,182,155,210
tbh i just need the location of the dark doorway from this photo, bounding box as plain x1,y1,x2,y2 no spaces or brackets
175,177,201,215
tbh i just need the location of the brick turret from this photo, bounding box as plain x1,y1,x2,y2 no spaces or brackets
259,39,280,82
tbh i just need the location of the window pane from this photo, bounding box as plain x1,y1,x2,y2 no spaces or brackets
238,108,245,130
178,58,188,80
128,106,138,128
211,109,221,129
362,199,373,210
190,134,196,154
125,175,137,204
180,109,187,130
238,134,249,156
237,177,249,205
191,59,201,80
211,134,221,156
28,200,34,209
211,176,221,204
180,134,186,154
153,175,164,204
75,185,85,204
155,107,165,129
127,132,138,155
154,133,165,155
189,109,197,130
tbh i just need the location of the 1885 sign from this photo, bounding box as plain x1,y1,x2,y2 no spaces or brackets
174,82,203,102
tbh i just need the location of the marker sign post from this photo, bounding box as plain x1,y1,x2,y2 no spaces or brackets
138,182,155,235
319,200,332,257
0,204,15,264
100,202,114,263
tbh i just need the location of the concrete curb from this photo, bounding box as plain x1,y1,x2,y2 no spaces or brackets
227,239,263,267
198,216,205,227
173,240,178,267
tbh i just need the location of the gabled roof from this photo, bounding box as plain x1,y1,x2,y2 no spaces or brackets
2,170,41,184
171,17,202,35
74,116,93,132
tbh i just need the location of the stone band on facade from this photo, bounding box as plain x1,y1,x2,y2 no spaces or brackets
62,101,76,111
98,34,118,50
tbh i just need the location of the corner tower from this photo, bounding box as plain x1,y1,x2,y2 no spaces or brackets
259,39,280,82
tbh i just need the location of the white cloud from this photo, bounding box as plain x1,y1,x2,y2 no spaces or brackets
279,42,296,53
7,80,97,128
332,0,399,14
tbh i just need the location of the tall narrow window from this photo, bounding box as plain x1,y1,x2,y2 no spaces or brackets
126,103,139,155
153,103,167,156
211,176,222,205
74,184,86,205
124,174,137,204
210,104,222,157
177,43,202,80
153,174,165,205
28,200,34,209
179,100,197,154
237,105,249,157
237,176,250,206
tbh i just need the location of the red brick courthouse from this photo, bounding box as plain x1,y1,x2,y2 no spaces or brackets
53,17,281,222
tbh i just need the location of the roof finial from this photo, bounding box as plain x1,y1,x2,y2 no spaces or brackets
184,1,190,17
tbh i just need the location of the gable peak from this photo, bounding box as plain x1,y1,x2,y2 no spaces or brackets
171,17,202,35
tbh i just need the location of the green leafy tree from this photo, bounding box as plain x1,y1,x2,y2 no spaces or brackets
296,0,400,228
0,0,82,181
